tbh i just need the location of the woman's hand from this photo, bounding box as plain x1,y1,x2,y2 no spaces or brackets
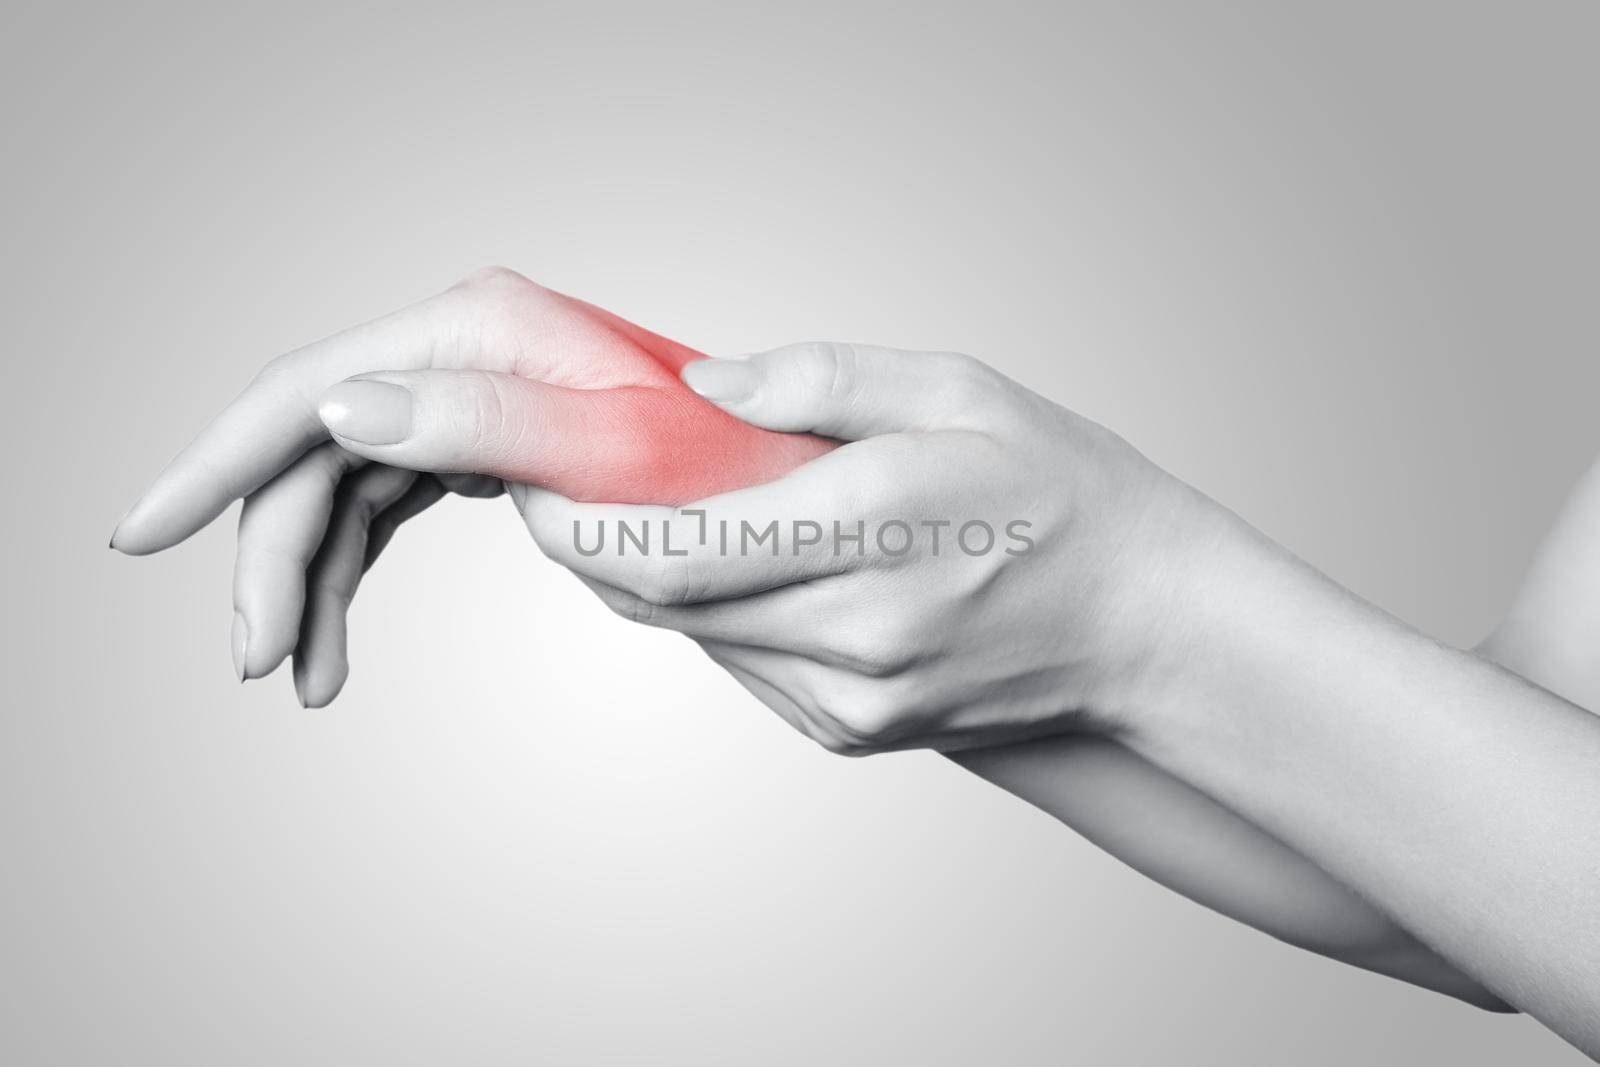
118,290,1600,1044
504,344,1600,1051
500,341,1215,753
111,267,829,705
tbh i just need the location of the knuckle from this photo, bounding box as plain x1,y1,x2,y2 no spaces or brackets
778,340,858,401
253,352,293,384
308,572,356,612
251,353,315,405
452,375,515,459
935,349,989,383
300,441,360,488
637,551,696,608
933,350,1004,408
346,491,381,525
463,378,503,454
453,264,533,294
446,267,543,345
817,680,906,750
593,581,659,627
813,731,870,757
622,592,660,627
814,340,859,400
822,622,918,679
785,676,884,757
825,447,910,525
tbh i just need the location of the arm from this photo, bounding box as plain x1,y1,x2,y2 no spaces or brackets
1480,453,1600,705
950,737,1509,1010
116,281,1584,1034
280,294,1507,1006
953,450,1600,1014
462,343,1599,1052
1115,501,1600,1052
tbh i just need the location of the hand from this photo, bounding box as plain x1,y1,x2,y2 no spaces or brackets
498,345,1600,1045
112,267,830,705
501,341,1217,753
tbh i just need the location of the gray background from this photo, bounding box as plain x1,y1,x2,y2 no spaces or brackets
4,1,1595,1063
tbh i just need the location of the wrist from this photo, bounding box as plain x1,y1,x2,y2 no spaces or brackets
1085,476,1366,746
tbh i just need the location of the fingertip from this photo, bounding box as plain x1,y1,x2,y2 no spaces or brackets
233,580,307,683
109,491,197,556
107,509,159,556
315,667,348,709
108,532,164,557
291,656,345,709
681,356,759,407
243,633,293,683
231,612,249,683
317,378,413,447
268,644,296,681
302,689,339,710
291,614,349,708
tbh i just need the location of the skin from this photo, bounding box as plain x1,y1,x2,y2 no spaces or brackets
1480,454,1600,710
112,267,830,703
1126,528,1600,1052
115,269,1599,1051
960,468,1600,1013
517,350,1600,1048
951,736,1508,1006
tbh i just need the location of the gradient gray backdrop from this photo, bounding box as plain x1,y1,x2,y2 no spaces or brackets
5,2,1596,1063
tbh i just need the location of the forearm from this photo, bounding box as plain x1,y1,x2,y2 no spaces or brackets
1122,507,1600,1050
949,450,1600,1013
950,737,1505,1008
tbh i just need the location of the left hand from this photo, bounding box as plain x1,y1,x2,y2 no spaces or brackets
506,342,1219,754
110,268,830,706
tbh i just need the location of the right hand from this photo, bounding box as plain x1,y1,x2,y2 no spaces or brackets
502,341,1220,756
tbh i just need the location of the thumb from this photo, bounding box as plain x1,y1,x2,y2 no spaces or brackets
679,342,998,441
316,370,661,501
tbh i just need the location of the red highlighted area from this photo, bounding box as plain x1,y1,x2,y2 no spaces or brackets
476,284,834,503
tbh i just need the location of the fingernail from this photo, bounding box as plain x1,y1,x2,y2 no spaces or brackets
293,666,309,708
109,514,130,551
319,380,413,445
231,612,249,683
682,358,759,403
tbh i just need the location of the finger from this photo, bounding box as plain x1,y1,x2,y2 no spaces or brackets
437,473,505,499
111,295,456,556
698,640,841,750
512,453,886,604
571,574,809,644
708,637,1016,756
679,342,1005,441
362,475,448,571
574,574,867,668
232,443,368,681
315,368,831,506
364,473,500,574
293,465,420,708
